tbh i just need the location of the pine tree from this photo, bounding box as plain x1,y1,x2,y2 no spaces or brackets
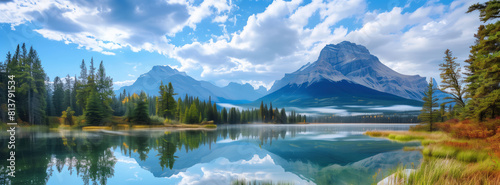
96,61,114,118
45,77,54,116
419,78,440,131
186,103,199,124
439,49,466,108
85,91,103,125
63,75,72,110
464,1,500,121
53,76,64,116
280,108,287,124
133,98,150,125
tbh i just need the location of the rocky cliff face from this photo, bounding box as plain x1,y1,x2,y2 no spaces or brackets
270,41,428,101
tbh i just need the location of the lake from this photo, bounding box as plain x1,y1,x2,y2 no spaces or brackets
0,124,422,185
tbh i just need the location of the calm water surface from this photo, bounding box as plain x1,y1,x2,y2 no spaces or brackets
1,124,422,185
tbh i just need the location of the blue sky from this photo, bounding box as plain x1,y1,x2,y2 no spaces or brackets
0,0,484,90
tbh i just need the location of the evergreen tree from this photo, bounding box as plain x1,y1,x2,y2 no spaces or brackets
419,78,440,131
133,98,150,125
186,103,200,124
439,49,466,108
280,108,287,124
465,1,500,120
96,61,114,118
222,107,228,124
85,91,103,126
53,76,64,116
63,75,72,110
72,75,80,115
259,101,264,122
45,76,54,116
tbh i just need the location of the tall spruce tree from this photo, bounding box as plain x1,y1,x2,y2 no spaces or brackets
53,76,64,116
133,98,150,125
419,78,440,131
85,91,103,125
465,1,500,121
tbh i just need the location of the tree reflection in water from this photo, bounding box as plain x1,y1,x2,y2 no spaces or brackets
0,124,413,184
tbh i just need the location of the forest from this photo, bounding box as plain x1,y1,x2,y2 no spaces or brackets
0,53,305,126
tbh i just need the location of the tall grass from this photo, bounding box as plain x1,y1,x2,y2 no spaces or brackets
393,158,500,184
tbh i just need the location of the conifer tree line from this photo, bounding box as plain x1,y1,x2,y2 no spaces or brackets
115,81,307,125
0,45,115,126
0,44,47,125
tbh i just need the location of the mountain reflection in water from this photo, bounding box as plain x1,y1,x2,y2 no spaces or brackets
0,124,422,185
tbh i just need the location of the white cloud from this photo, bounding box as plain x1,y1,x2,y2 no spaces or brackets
345,0,482,81
114,80,136,89
171,155,314,185
241,80,274,90
0,0,233,55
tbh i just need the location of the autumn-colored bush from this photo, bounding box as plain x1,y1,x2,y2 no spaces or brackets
450,123,493,139
437,118,499,139
443,141,469,148
436,119,459,133
409,124,430,131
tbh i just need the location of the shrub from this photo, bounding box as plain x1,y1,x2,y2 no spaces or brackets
150,115,165,124
451,123,493,139
410,124,430,131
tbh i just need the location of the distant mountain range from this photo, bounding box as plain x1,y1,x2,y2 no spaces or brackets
257,41,427,107
118,41,454,110
116,65,268,102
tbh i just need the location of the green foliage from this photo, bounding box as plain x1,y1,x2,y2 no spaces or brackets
150,115,165,124
85,91,104,125
419,78,440,131
156,81,177,119
464,1,500,121
421,139,436,146
439,49,466,109
186,103,200,124
0,44,47,125
430,146,458,158
456,150,489,162
61,107,75,125
133,99,150,125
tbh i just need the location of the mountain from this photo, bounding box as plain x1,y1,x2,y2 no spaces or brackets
269,41,428,101
258,41,427,107
116,65,268,102
258,79,422,107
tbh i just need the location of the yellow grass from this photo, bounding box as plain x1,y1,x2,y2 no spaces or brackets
82,126,112,131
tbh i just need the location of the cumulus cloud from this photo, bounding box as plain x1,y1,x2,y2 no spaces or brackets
345,0,482,80
171,0,366,86
0,0,233,55
114,80,136,89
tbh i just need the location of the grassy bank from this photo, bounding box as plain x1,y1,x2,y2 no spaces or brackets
366,119,500,184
